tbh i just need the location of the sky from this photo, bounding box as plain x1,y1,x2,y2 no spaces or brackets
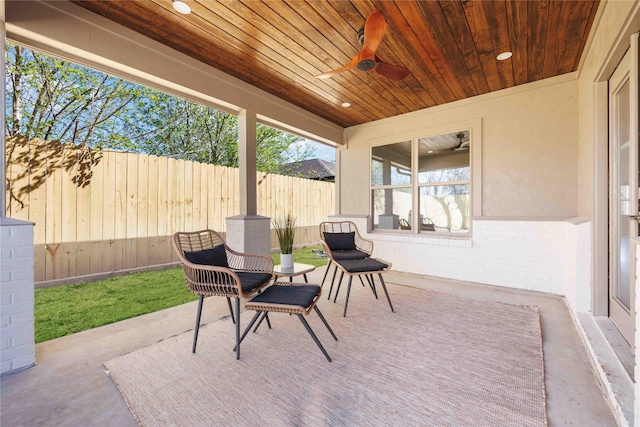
289,139,336,162
310,140,336,162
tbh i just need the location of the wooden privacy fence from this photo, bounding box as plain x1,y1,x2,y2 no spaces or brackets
5,136,335,285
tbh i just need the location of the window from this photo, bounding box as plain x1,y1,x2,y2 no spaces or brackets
371,141,412,230
371,130,473,235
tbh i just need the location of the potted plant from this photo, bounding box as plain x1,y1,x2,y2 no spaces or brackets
273,214,296,269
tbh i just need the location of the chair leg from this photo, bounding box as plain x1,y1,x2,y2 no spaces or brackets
252,311,270,332
192,295,204,353
367,274,378,299
321,260,332,286
314,306,338,341
253,288,271,329
333,271,345,303
297,314,332,362
235,310,263,350
235,297,241,360
226,297,235,324
327,265,338,300
265,313,272,328
358,275,366,287
378,273,395,313
343,276,353,317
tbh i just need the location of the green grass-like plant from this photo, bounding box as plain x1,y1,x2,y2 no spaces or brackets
35,246,329,343
272,214,296,254
34,268,196,343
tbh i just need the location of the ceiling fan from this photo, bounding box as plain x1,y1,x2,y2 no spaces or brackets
315,10,410,81
452,132,470,151
426,132,469,156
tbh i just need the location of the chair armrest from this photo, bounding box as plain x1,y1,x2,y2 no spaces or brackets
354,234,373,255
225,246,274,273
180,262,242,297
320,241,335,261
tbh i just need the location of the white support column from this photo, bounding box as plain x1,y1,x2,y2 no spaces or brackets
225,215,271,256
226,109,270,256
1,219,36,375
1,0,6,216
238,109,257,216
0,0,36,376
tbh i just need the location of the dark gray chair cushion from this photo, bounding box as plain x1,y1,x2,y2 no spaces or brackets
332,249,369,260
337,258,388,273
323,232,356,251
249,284,320,308
184,244,228,267
235,272,273,293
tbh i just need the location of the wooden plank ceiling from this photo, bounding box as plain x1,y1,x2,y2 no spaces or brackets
72,0,599,129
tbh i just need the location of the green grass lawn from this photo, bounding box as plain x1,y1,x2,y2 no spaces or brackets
35,246,328,343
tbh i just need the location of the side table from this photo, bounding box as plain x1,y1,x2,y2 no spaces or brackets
273,262,316,283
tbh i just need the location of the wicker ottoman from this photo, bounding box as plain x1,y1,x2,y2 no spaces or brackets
239,282,338,361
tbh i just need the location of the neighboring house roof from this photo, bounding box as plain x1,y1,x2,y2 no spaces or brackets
279,159,335,181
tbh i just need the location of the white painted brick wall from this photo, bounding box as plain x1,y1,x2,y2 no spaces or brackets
1,219,35,375
331,216,590,311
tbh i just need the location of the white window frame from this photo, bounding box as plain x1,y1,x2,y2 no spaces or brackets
369,119,482,237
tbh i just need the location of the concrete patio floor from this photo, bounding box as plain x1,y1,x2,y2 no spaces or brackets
1,268,621,426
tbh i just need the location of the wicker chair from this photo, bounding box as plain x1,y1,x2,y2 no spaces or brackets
319,221,394,317
398,218,411,230
173,230,274,359
318,221,372,300
421,218,450,232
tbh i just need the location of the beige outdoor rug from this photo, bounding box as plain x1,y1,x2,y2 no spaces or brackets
105,284,546,426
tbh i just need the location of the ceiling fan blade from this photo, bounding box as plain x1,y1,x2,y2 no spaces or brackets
360,10,386,59
374,61,410,81
315,55,360,79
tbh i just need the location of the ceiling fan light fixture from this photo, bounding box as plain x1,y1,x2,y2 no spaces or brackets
497,51,513,61
173,1,191,14
314,10,410,81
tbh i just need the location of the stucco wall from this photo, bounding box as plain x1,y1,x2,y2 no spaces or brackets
342,74,579,218
572,4,640,422
576,0,640,218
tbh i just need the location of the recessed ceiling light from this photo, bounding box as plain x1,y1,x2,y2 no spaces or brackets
341,102,351,108
428,150,434,154
497,51,513,61
173,1,191,14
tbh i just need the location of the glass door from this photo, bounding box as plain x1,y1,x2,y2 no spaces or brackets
609,46,638,347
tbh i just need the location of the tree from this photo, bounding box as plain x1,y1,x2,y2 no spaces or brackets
256,124,311,173
6,44,140,147
5,44,113,210
115,93,312,173
5,42,318,214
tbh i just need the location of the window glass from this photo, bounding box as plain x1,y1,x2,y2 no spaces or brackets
418,131,470,184
420,166,470,183
371,141,412,186
419,185,470,232
370,130,472,235
372,188,412,230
